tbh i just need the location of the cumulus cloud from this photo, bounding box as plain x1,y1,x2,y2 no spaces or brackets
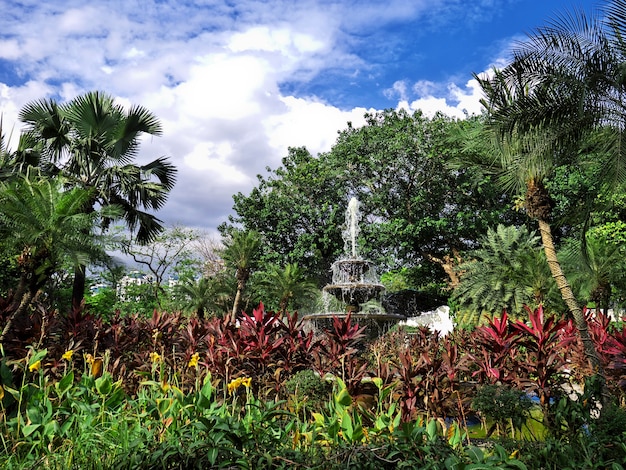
394,77,487,119
0,0,518,236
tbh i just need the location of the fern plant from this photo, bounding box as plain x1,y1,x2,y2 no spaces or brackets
452,224,558,324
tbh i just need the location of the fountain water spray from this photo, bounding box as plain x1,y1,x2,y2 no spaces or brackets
344,197,360,258
304,197,405,338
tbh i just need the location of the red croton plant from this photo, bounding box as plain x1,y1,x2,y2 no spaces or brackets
3,297,626,423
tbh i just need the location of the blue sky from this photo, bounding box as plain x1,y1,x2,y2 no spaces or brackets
0,0,598,238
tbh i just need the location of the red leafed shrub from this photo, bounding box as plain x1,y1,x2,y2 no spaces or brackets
470,310,522,385
470,305,578,416
311,313,370,395
370,327,472,422
202,303,320,397
589,310,626,393
510,305,576,407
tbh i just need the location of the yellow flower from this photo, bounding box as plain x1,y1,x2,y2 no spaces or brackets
150,352,161,364
85,354,94,365
241,377,252,388
62,350,74,361
187,353,200,368
227,377,243,394
29,360,41,372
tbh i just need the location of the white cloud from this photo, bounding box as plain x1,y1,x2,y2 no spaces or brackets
0,39,21,60
0,0,515,237
396,77,486,118
0,81,53,148
264,96,372,154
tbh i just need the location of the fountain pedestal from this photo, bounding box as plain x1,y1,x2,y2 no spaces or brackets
304,197,405,339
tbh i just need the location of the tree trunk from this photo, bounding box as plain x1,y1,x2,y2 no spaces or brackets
537,219,606,390
0,289,33,343
231,281,244,322
72,264,86,312
426,249,463,289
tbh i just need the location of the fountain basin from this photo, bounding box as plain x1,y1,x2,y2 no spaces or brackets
323,283,385,306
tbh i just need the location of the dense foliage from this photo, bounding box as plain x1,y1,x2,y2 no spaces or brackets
0,91,176,320
1,304,626,468
223,110,523,291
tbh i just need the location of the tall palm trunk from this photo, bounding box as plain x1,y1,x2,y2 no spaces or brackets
537,219,605,380
0,291,34,343
0,276,32,342
231,279,245,322
72,264,86,311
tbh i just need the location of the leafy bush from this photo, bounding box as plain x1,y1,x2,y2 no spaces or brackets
283,369,331,419
472,384,533,438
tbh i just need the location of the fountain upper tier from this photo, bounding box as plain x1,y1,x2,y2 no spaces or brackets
322,258,385,312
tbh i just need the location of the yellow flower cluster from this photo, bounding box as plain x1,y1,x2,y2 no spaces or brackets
62,350,74,361
28,360,41,372
85,354,103,377
150,351,161,364
227,377,252,393
188,352,200,368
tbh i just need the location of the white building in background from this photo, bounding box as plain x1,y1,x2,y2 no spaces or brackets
117,271,155,301
166,275,179,288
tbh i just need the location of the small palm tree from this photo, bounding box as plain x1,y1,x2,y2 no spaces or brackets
452,224,557,325
0,175,109,340
255,263,319,315
563,232,626,314
176,276,221,319
221,230,261,320
0,119,42,181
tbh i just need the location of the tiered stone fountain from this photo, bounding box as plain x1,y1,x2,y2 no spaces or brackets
304,197,405,338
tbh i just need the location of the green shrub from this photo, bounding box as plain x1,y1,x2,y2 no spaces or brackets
284,369,332,418
472,384,533,438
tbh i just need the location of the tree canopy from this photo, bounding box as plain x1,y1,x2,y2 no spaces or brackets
223,109,522,293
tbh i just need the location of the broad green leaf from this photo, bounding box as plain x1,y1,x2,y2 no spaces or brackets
95,375,112,396
21,423,41,438
426,418,439,440
56,371,74,395
335,387,351,408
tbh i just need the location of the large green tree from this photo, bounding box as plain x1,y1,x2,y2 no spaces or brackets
225,110,521,292
223,146,345,286
18,91,177,310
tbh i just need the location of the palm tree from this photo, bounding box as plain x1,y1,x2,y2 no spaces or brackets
255,263,319,315
473,0,626,382
18,91,177,309
0,175,108,341
452,224,558,324
176,276,231,319
0,118,42,182
221,230,261,320
563,232,626,314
